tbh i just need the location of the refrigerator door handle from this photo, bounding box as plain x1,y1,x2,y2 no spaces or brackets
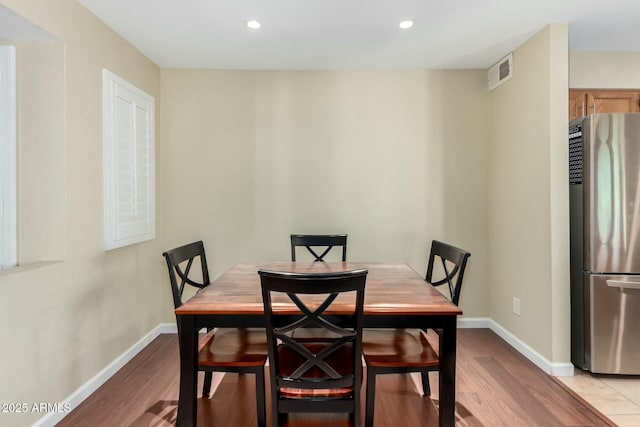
606,279,640,290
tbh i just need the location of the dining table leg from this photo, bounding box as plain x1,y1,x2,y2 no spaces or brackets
439,316,457,427
177,315,198,427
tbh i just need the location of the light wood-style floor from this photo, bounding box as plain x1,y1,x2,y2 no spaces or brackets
57,329,614,426
559,369,640,426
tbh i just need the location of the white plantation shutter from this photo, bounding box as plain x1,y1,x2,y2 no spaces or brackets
103,69,155,250
0,46,17,269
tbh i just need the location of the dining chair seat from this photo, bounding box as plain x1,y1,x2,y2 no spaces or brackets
198,328,268,367
362,329,441,427
362,329,439,368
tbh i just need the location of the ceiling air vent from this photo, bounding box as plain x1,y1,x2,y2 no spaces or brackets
488,53,513,91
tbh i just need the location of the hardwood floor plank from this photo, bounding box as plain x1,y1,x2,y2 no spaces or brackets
57,329,612,426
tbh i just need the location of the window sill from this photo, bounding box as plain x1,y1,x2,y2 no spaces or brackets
0,260,63,277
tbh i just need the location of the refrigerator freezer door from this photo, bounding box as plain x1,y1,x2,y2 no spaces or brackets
590,274,640,374
585,113,640,273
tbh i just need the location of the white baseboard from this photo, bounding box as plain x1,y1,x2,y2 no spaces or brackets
486,319,574,377
159,323,177,334
32,323,177,427
458,317,492,328
452,317,573,376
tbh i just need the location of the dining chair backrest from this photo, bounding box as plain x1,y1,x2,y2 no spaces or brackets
162,240,210,310
425,240,471,306
290,234,348,262
258,268,367,422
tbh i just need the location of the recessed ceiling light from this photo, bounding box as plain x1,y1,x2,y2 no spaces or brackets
247,20,261,30
399,20,414,30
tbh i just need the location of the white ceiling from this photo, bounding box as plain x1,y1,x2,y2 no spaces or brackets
77,0,640,69
0,4,57,42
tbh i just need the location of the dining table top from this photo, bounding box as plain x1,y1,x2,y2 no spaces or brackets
175,261,463,317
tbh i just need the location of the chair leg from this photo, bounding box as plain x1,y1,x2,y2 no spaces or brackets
352,383,361,427
351,407,361,427
277,412,287,427
421,371,431,396
365,368,376,427
271,395,281,427
202,372,213,397
255,367,266,427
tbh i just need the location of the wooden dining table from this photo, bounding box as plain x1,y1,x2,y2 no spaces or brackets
174,262,462,427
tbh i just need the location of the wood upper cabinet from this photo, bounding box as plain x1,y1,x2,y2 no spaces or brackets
569,91,588,121
588,90,639,114
569,89,640,121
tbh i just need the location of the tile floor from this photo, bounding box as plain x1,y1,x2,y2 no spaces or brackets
557,370,640,426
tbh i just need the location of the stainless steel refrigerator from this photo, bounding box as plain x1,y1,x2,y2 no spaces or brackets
570,113,640,374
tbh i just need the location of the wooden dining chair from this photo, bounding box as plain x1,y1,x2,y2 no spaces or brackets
362,240,471,427
162,241,268,426
258,268,368,427
290,234,348,262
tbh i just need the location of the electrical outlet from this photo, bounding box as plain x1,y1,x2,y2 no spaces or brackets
513,297,521,316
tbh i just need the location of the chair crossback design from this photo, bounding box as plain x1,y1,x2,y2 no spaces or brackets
362,240,470,427
426,240,471,305
163,240,210,311
162,241,268,426
290,234,348,262
259,268,367,427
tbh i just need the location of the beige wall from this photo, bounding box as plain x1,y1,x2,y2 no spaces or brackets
570,51,640,88
549,26,570,363
160,69,489,319
0,1,162,425
11,41,66,263
488,24,570,362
